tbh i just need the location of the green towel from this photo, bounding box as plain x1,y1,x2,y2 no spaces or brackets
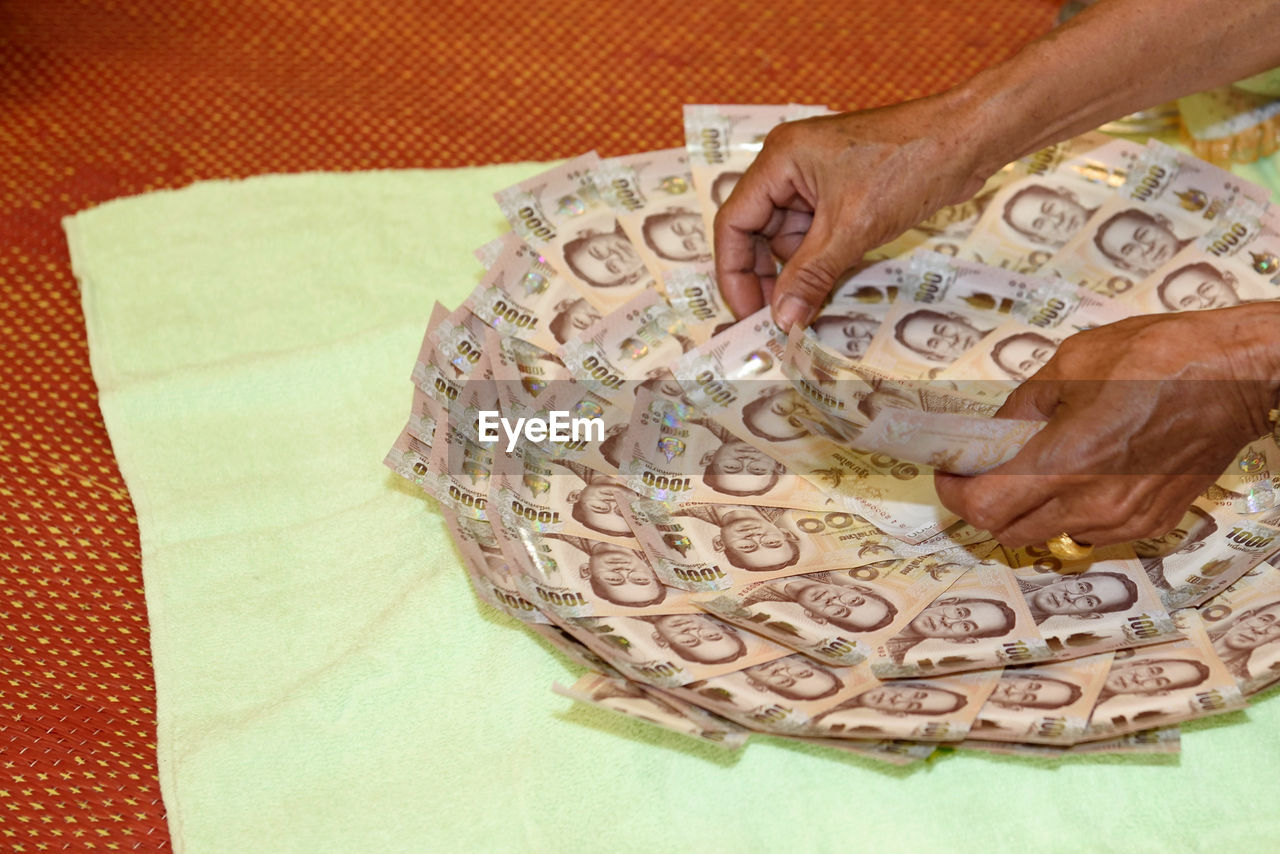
66,164,1280,854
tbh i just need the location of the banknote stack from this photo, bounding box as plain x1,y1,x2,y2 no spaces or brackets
385,104,1280,764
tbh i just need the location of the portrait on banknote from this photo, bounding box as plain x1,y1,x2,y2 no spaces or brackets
988,330,1059,382
561,223,650,290
644,614,750,665
968,654,1115,745
1207,597,1280,688
1154,261,1242,311
878,595,1018,666
809,679,980,741
986,673,1083,710
640,207,711,264
545,534,669,608
1017,571,1140,625
1084,611,1245,738
808,311,882,360
778,578,900,634
891,308,994,366
556,459,641,540
740,658,846,702
1090,208,1190,277
673,505,803,574
739,383,822,443
1093,655,1211,707
1000,183,1097,248
548,297,603,345
698,435,789,499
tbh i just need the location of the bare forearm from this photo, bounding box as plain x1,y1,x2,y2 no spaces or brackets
713,0,1280,331
952,0,1280,178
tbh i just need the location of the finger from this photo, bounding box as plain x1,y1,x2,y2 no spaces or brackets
769,208,863,332
714,165,804,320
756,238,778,309
769,208,815,261
933,468,1055,536
988,491,1102,550
992,473,1209,548
994,378,1061,422
933,407,1089,532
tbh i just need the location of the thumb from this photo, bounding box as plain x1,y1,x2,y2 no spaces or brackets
770,212,861,332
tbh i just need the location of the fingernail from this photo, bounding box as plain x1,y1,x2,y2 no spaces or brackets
776,294,816,332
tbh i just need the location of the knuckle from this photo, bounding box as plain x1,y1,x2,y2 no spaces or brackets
785,258,841,302
957,496,1004,534
764,120,801,148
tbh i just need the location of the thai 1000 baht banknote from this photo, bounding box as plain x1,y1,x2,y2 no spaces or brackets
492,514,706,619
483,328,573,430
620,389,839,512
546,610,792,689
490,446,641,546
660,265,738,346
666,655,884,736
776,734,937,765
1134,498,1280,610
783,332,1004,458
412,301,491,412
1208,437,1280,518
1082,609,1246,741
558,289,693,405
1122,200,1280,314
683,103,829,240
1001,543,1181,660
871,558,1050,678
969,653,1115,745
856,252,1061,383
695,547,975,667
854,410,1046,476
959,132,1143,273
463,231,599,353
623,497,988,594
1065,725,1183,755
383,426,436,496
1044,139,1270,300
804,667,1004,742
934,287,1135,405
795,260,910,371
960,726,1181,758
554,672,750,748
440,508,548,625
495,153,656,312
423,414,494,520
864,166,1013,262
673,308,957,542
399,384,443,448
1200,561,1280,696
593,147,710,277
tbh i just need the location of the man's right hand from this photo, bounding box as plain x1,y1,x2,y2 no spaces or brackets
712,94,995,332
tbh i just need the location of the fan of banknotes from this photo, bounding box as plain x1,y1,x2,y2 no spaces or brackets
384,104,1280,764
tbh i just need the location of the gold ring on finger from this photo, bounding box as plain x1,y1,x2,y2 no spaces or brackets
1046,531,1094,562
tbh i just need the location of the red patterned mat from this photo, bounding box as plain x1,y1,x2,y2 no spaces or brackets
0,1,1058,848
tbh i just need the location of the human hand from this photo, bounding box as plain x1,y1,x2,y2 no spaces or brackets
713,95,994,332
934,304,1280,548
